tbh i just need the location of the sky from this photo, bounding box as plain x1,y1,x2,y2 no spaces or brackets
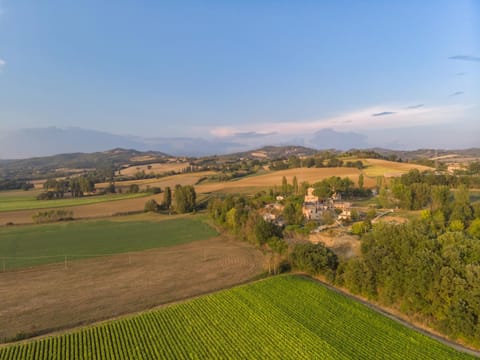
0,0,479,149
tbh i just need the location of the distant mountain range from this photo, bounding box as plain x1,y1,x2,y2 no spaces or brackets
2,144,480,182
0,126,479,160
0,127,245,159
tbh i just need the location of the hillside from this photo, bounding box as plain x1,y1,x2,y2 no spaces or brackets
0,148,170,180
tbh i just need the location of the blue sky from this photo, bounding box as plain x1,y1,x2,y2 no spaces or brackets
0,0,478,148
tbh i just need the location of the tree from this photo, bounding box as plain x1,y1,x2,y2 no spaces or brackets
468,218,480,239
358,173,364,189
283,202,303,225
163,186,172,210
144,199,160,212
128,184,140,193
431,185,451,212
105,183,116,194
254,218,282,245
292,176,299,195
289,242,339,277
281,176,288,196
174,185,196,213
448,219,464,232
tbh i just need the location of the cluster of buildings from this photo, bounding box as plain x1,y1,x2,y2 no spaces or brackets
302,187,351,221
262,187,352,226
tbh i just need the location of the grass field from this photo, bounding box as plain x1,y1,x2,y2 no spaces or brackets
360,158,433,177
0,217,217,269
0,275,472,359
0,191,147,212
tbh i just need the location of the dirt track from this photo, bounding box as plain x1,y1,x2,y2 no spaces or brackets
0,237,264,341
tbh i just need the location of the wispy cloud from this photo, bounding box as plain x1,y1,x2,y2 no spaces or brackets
405,104,424,109
0,58,6,72
233,131,277,138
449,91,464,97
372,111,396,117
210,104,471,138
449,55,480,63
456,72,466,76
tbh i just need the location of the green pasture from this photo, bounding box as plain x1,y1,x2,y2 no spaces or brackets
0,190,148,212
0,217,217,269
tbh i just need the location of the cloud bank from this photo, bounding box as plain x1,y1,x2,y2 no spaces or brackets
209,103,471,139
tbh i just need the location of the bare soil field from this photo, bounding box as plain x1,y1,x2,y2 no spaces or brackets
118,162,188,176
309,230,361,258
0,236,264,342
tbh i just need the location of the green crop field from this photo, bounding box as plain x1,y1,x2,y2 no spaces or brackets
0,276,474,359
0,190,148,212
0,217,217,269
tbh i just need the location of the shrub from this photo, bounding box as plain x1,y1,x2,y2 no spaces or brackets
144,199,160,212
290,242,338,277
32,210,74,223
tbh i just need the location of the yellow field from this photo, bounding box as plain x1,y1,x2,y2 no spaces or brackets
197,167,368,193
118,162,189,176
96,171,216,190
360,159,433,178
197,159,434,194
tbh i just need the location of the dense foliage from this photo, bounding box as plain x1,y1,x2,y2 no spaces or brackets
173,185,196,213
337,219,480,346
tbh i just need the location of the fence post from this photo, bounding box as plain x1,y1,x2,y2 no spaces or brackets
64,255,67,270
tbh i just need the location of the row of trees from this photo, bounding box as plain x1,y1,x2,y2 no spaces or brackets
144,185,197,214
270,156,363,171
41,177,95,199
0,179,34,191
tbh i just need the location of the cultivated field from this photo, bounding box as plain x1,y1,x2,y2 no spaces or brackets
0,190,147,213
360,158,433,177
0,193,165,225
0,236,263,342
0,217,216,269
0,276,472,359
96,171,215,190
118,162,188,176
197,167,370,193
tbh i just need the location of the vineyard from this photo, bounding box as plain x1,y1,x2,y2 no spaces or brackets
0,275,473,359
